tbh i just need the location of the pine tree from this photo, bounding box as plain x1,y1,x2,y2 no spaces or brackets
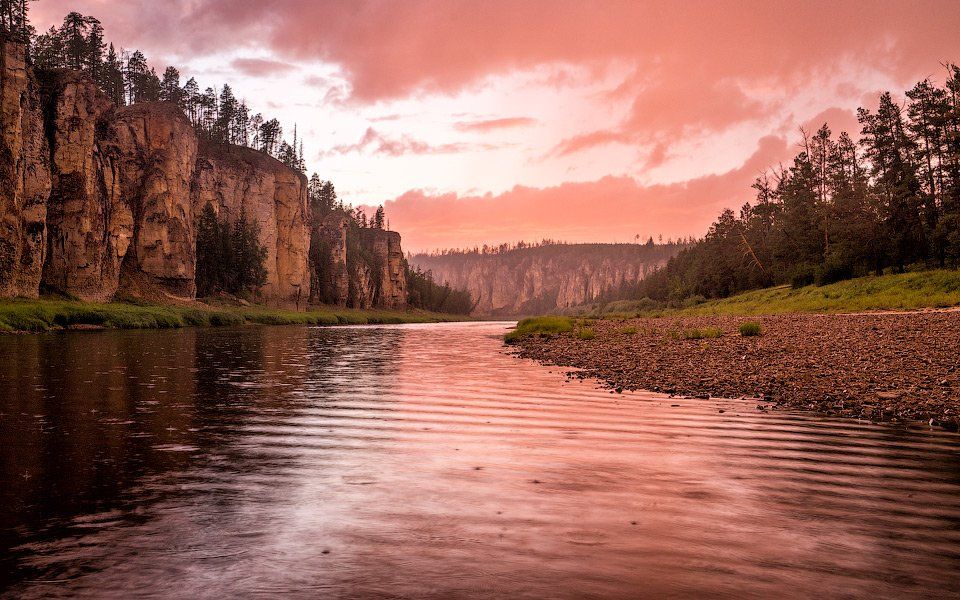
85,17,104,80
215,84,237,143
194,202,222,297
160,66,183,106
61,12,88,71
182,77,199,124
96,43,124,105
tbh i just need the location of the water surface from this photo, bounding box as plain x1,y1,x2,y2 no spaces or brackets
1,322,959,598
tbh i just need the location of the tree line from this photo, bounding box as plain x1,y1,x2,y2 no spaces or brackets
195,203,268,298
405,265,473,314
638,68,960,304
8,5,307,172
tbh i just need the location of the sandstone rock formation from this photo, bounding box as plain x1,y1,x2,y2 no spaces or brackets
410,243,681,317
193,143,310,307
0,39,402,310
309,211,350,306
42,72,126,301
360,228,407,309
0,37,50,298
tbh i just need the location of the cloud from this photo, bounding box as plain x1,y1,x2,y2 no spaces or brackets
33,1,960,104
330,127,472,157
454,117,536,132
230,57,297,77
551,130,632,157
385,135,790,251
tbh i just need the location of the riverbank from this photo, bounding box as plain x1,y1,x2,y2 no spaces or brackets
0,297,467,333
509,311,960,430
569,270,960,318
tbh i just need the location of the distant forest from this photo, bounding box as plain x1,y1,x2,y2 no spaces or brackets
640,68,960,304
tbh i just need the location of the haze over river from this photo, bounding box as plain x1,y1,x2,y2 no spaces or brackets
1,322,959,598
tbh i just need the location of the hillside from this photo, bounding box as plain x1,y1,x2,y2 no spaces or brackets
409,242,684,317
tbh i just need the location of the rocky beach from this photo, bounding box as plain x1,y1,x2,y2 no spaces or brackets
511,311,960,430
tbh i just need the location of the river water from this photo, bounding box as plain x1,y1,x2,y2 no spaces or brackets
1,322,959,598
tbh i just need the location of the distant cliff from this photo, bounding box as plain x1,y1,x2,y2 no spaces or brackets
0,38,405,310
409,243,684,317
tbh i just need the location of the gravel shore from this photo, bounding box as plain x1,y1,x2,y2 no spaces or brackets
511,312,960,430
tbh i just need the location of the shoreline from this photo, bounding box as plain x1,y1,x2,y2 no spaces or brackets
510,312,960,431
0,297,469,334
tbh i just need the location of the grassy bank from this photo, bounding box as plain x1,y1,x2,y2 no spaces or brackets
507,270,960,342
0,298,467,333
573,270,960,319
677,270,960,316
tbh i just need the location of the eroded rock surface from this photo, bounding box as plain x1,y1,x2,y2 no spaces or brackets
193,143,310,307
0,38,50,298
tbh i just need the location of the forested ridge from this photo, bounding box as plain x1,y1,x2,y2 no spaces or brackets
639,71,960,304
411,241,685,316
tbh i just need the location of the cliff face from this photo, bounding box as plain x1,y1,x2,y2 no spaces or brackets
309,212,350,306
308,212,408,310
0,38,50,298
410,243,682,317
359,229,407,310
41,72,127,301
0,40,372,309
192,143,310,307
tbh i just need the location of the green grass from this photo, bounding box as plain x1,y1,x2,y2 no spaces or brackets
0,298,466,333
504,316,574,343
575,327,596,340
674,270,960,316
739,322,762,336
677,327,723,340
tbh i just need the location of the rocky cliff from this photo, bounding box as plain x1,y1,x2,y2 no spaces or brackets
0,39,405,310
0,37,50,298
410,243,683,317
193,142,310,306
308,211,408,310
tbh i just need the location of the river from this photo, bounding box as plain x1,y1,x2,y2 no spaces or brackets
1,322,959,598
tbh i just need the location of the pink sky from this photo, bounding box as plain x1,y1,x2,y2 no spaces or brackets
33,1,960,251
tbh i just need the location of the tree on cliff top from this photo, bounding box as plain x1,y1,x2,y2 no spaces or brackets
308,176,338,217
0,0,30,41
25,8,308,169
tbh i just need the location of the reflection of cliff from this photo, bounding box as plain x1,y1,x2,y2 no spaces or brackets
410,243,685,317
0,38,405,310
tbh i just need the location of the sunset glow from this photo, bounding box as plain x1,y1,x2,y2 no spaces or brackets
31,0,960,250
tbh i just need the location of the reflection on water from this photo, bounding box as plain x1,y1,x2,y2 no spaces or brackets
1,322,959,598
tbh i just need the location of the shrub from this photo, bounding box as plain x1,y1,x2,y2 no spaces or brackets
681,294,707,308
575,327,596,340
739,322,762,336
621,326,638,335
680,327,723,340
504,316,574,343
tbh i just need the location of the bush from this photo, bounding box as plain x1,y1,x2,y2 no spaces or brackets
575,327,596,340
600,298,661,315
504,316,574,343
791,266,816,289
621,326,638,335
680,327,723,340
681,294,707,308
739,322,762,336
